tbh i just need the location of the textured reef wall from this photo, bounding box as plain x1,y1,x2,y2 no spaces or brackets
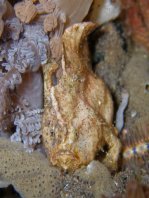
0,1,149,198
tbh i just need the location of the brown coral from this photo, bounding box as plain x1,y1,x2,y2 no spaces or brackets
14,1,37,23
39,0,56,13
42,22,121,171
0,137,63,198
44,13,58,33
49,34,62,61
14,0,93,61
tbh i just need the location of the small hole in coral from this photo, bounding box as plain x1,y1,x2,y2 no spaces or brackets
145,83,149,93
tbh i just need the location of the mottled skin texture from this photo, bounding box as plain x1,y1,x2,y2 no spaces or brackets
42,22,121,171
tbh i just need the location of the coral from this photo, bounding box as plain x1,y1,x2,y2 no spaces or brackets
13,0,65,60
11,109,42,152
0,138,121,198
2,17,23,41
2,40,40,72
0,0,94,151
43,13,58,33
14,0,38,23
10,71,43,152
0,23,47,150
49,34,62,60
42,22,121,171
0,137,63,198
121,0,149,51
2,23,50,71
15,0,57,25
38,0,56,14
14,0,93,60
14,0,93,30
0,24,46,150
0,22,46,150
0,67,22,133
23,24,50,64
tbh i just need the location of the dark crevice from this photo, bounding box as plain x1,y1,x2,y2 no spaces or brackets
88,26,105,71
113,21,128,52
0,185,22,198
8,0,22,6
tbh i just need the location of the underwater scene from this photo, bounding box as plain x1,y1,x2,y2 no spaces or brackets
0,0,149,198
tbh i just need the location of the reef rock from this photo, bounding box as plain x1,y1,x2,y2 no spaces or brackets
62,161,116,198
